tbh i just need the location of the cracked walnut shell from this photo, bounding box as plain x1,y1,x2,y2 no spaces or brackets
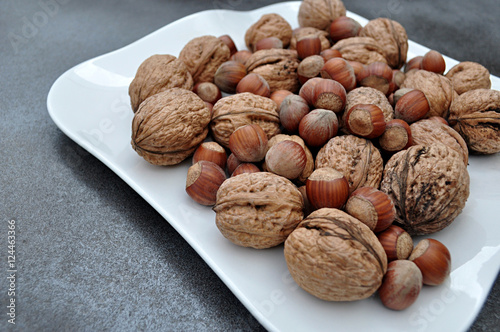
298,0,347,31
380,144,470,235
315,135,384,194
448,88,500,154
210,92,280,148
244,13,293,51
128,54,194,112
245,49,300,93
131,88,211,165
359,18,408,69
410,118,469,165
284,208,387,301
213,172,304,249
178,35,231,84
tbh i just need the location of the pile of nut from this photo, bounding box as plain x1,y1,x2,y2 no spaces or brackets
129,0,500,311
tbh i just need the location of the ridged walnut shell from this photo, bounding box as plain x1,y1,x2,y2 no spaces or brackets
131,88,211,165
448,89,500,154
410,118,469,165
245,49,300,93
128,54,194,112
331,37,387,66
244,13,293,51
445,61,491,95
284,208,387,301
315,135,384,194
297,0,347,31
401,70,455,118
178,35,231,84
359,18,408,69
210,92,280,148
380,144,470,235
213,172,304,249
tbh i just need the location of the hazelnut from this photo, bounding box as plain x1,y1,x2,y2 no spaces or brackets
347,60,365,81
378,119,413,152
298,77,323,106
377,225,414,261
185,161,226,206
192,141,227,170
357,61,393,95
270,90,293,108
265,140,307,180
388,69,405,94
296,36,322,60
231,163,260,177
329,15,362,42
344,104,386,139
214,60,247,93
394,89,430,123
230,50,252,65
378,260,423,311
255,36,284,51
236,73,271,97
218,34,238,56
409,238,451,286
392,88,414,106
345,186,396,233
320,48,342,62
193,82,222,105
226,153,242,175
311,78,347,113
297,55,325,84
298,109,338,147
320,57,357,91
421,50,446,75
279,94,310,133
306,167,349,210
228,124,268,162
404,56,423,73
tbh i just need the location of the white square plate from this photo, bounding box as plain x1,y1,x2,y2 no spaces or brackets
47,2,500,331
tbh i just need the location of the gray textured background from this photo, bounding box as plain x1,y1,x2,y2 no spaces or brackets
1,0,499,331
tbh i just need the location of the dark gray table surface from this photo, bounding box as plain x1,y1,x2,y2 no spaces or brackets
1,0,499,331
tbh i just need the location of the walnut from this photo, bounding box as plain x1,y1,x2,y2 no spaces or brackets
284,208,387,301
315,135,384,193
261,134,314,184
210,92,280,148
297,0,346,31
178,35,231,84
445,61,492,95
289,27,331,51
448,89,500,154
359,18,408,69
244,49,300,93
244,13,293,51
401,70,454,118
128,54,193,112
213,172,304,249
380,144,470,235
131,88,211,165
245,49,301,93
342,87,394,130
410,119,469,165
331,37,387,65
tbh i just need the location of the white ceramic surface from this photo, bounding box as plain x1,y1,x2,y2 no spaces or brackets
47,2,500,331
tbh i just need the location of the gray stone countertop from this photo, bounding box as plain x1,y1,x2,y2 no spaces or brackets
1,0,498,331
